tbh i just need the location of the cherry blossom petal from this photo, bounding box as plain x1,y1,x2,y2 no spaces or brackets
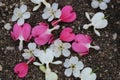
64,68,72,77
20,4,27,13
62,49,71,57
17,18,25,25
23,12,30,19
52,3,58,11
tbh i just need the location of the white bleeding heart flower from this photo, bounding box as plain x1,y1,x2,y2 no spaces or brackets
33,48,61,80
42,3,61,22
83,12,108,36
11,4,30,25
79,67,97,80
31,0,50,11
33,48,62,66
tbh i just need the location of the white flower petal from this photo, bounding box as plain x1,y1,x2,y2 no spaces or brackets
81,67,92,77
91,12,105,25
62,49,71,57
64,68,72,77
31,0,41,4
55,9,61,18
33,4,41,11
48,15,54,22
33,62,41,66
91,1,99,9
95,19,108,29
69,56,79,64
20,4,27,13
76,61,84,70
33,49,42,57
94,28,100,36
40,48,54,64
11,15,19,21
54,49,61,57
54,39,62,47
13,8,21,15
42,0,51,8
63,59,71,68
22,53,32,59
103,0,110,3
88,73,97,80
46,71,58,80
99,2,108,10
17,18,24,25
85,12,91,21
73,70,80,78
52,3,58,11
28,43,36,50
42,12,51,19
63,43,71,49
52,61,62,65
23,12,30,19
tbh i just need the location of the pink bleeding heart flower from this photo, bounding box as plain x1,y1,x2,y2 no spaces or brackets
52,5,76,26
11,23,31,51
14,57,34,78
72,34,100,56
14,62,28,78
60,27,75,42
32,22,60,46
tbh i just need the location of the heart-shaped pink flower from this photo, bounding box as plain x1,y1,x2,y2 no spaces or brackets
60,5,76,22
72,34,100,56
14,62,28,78
60,27,75,42
32,22,60,46
52,5,76,26
14,57,34,78
11,23,31,50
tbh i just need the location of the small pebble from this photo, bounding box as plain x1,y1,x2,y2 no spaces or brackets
112,33,117,40
6,46,14,51
4,23,12,30
0,2,3,6
0,65,2,71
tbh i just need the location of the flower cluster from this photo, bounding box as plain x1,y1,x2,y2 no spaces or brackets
6,0,110,80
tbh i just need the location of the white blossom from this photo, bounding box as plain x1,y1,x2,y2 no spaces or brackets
31,0,50,11
83,12,108,36
11,4,30,25
33,48,62,66
33,48,62,80
91,0,110,10
4,23,12,30
22,42,37,59
42,3,61,22
79,67,97,80
50,39,71,57
63,56,84,77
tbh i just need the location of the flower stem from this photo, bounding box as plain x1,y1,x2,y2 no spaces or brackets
19,40,23,51
27,57,35,64
52,19,61,26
